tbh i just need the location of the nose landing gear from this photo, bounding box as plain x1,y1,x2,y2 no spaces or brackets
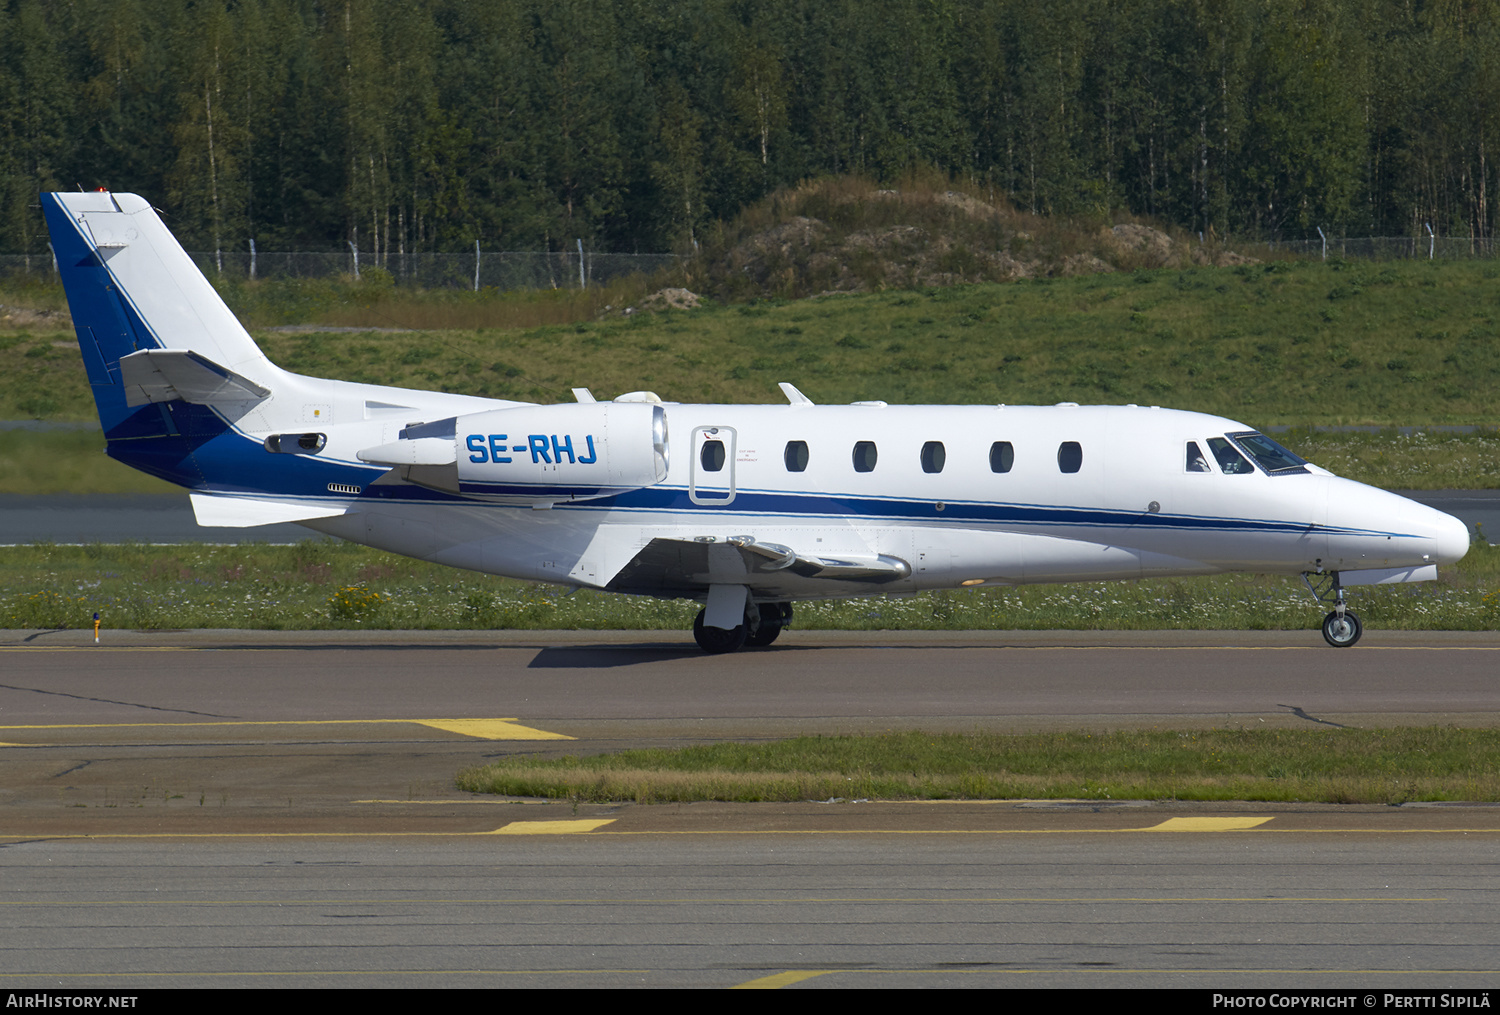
1303,570,1363,648
1321,607,1363,647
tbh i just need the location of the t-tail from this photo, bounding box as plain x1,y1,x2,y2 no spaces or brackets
41,191,498,506
42,191,289,489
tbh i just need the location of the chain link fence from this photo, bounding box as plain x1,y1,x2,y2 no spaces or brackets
3,235,1496,287
0,248,679,289
1257,236,1499,261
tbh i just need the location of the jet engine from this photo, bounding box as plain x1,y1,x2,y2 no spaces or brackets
357,401,669,504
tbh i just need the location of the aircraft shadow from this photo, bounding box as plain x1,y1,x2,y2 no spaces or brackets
526,643,711,668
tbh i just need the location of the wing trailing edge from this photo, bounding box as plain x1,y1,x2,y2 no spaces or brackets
605,535,910,597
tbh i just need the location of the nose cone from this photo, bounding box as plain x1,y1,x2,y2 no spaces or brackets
1431,507,1471,565
1326,479,1472,569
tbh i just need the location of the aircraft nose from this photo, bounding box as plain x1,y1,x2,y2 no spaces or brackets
1430,507,1471,565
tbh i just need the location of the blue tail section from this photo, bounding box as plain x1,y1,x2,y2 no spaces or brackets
43,193,169,438
42,192,268,489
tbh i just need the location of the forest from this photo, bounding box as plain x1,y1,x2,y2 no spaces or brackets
2,0,1497,259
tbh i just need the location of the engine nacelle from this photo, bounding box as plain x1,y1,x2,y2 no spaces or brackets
445,401,668,503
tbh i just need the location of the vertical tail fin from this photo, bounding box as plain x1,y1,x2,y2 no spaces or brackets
41,191,274,437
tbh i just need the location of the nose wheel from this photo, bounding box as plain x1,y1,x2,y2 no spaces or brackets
1321,609,1363,648
1303,570,1363,648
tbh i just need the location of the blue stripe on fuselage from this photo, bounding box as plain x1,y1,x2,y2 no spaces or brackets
175,431,1412,540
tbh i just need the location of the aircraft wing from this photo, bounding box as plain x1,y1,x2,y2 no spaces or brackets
606,535,910,598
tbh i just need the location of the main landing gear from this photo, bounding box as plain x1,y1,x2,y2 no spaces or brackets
1302,570,1362,648
692,602,794,654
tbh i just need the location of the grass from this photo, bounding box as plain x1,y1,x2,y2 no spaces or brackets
4,539,1498,633
244,258,1500,423
4,246,1500,490
0,429,178,495
4,257,1500,423
455,727,1500,804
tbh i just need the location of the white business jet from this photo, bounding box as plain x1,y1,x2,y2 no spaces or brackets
42,191,1470,652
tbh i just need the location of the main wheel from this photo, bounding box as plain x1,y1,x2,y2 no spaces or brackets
745,602,789,647
1321,610,1363,648
693,608,748,654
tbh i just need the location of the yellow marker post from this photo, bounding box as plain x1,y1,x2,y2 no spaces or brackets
92,612,100,643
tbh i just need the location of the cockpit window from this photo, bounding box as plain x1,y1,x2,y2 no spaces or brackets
1206,437,1253,475
1186,441,1211,473
1227,431,1309,475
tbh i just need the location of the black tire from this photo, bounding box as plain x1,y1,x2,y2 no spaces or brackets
1321,610,1363,648
693,608,748,654
745,603,787,647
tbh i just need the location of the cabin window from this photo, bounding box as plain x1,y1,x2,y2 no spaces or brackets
264,433,326,455
1207,437,1253,475
1057,441,1082,474
852,441,878,473
1228,431,1310,475
700,439,726,472
1186,441,1211,473
920,441,946,474
989,441,1014,473
784,440,809,473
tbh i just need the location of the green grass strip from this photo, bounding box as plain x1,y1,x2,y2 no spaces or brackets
3,540,1499,632
456,728,1500,805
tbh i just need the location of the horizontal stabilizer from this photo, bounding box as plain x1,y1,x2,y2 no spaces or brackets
356,438,458,467
189,493,350,528
119,349,270,407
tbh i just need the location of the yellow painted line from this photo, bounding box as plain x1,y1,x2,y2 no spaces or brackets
594,825,1500,836
0,718,572,741
0,969,649,980
0,647,195,652
5,823,1498,842
0,829,624,840
489,819,617,835
1140,816,1275,832
733,970,836,989
0,967,1492,981
416,719,571,741
0,895,1448,906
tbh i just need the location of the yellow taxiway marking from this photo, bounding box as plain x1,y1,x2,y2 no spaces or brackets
490,820,617,835
0,823,618,840
0,718,571,741
415,719,570,740
733,970,836,989
0,895,1447,905
1140,816,1275,832
13,822,1500,842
